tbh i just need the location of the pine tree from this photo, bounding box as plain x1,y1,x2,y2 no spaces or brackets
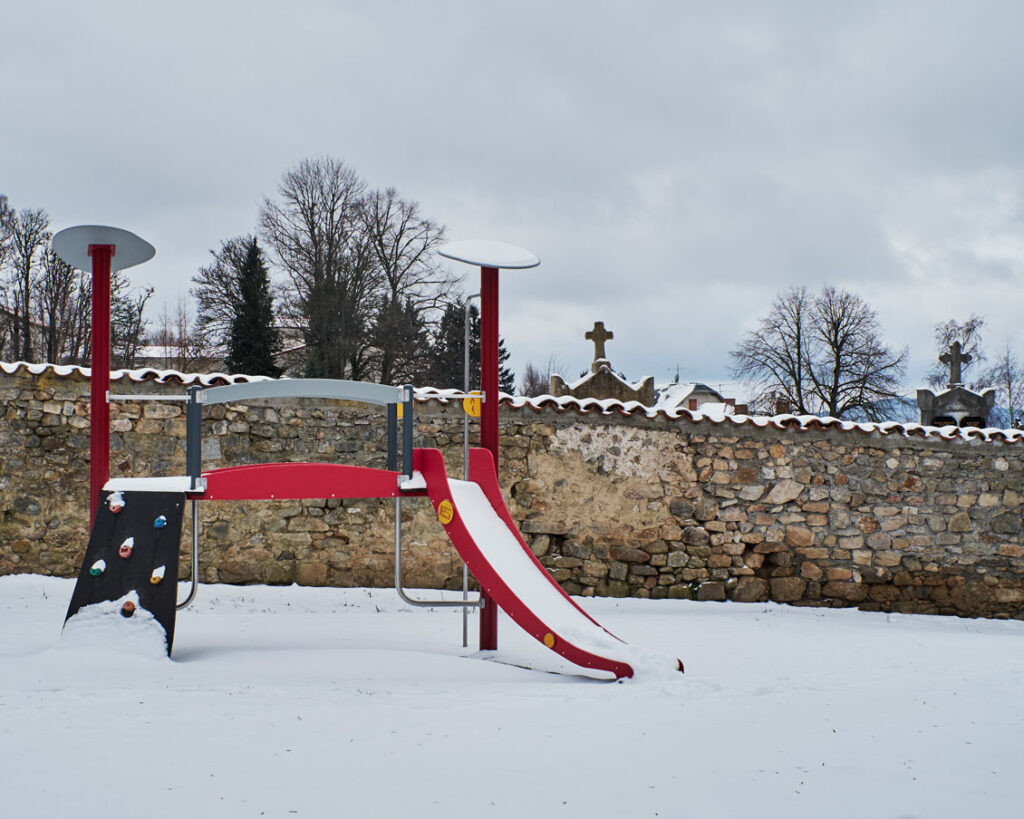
226,238,282,377
497,335,514,394
425,299,514,392
371,295,429,385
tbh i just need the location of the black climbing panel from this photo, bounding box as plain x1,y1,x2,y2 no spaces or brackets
65,490,186,654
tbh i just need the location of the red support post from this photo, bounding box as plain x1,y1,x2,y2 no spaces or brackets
88,244,114,526
478,265,500,650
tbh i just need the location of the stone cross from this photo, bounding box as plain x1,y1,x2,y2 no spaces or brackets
940,341,971,386
586,321,613,363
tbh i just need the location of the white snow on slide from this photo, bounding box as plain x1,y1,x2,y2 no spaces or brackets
3,575,1024,818
449,478,679,676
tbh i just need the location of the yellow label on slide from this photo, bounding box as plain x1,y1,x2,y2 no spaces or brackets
462,391,482,418
437,499,454,525
543,633,556,648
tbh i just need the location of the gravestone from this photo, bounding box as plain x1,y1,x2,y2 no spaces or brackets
916,342,995,428
549,321,656,405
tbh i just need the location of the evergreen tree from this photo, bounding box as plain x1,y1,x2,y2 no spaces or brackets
371,294,430,385
226,238,282,376
425,298,514,392
497,336,514,394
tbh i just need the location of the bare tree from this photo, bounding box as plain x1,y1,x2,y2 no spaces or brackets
37,249,85,363
0,195,14,272
361,187,454,383
730,286,814,414
259,157,373,379
926,315,987,389
9,208,50,360
520,355,567,397
110,273,152,369
731,285,907,420
984,341,1024,427
149,296,215,372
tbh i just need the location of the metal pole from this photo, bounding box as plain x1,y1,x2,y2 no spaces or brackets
186,385,202,492
386,403,398,472
177,500,199,610
88,244,114,527
401,385,414,481
478,267,500,650
463,297,477,480
462,293,480,649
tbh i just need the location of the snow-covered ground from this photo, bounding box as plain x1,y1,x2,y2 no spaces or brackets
2,575,1022,818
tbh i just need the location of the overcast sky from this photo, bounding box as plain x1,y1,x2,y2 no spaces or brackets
4,1,1024,395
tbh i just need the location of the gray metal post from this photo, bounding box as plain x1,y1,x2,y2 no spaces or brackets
462,294,480,648
186,385,202,492
386,403,398,472
402,385,414,480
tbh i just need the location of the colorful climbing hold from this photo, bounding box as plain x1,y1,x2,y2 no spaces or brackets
107,491,125,513
150,565,166,584
120,601,136,618
153,515,167,528
118,537,134,559
89,559,106,576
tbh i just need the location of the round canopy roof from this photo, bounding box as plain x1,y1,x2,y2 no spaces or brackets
51,225,155,272
438,239,539,270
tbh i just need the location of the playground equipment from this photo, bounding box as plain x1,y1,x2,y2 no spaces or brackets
55,229,682,678
50,226,155,525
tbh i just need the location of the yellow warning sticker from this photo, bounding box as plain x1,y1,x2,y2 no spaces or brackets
543,632,556,648
462,391,482,418
438,499,455,525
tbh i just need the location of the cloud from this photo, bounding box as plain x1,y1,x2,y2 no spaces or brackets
4,1,1024,401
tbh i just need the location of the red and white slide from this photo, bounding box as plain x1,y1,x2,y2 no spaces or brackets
415,447,684,680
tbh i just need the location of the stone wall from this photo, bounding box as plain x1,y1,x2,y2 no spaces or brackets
2,364,1023,619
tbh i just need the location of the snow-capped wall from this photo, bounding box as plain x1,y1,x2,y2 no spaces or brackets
2,363,1022,619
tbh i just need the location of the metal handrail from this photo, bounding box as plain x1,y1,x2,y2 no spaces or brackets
107,392,189,402
185,382,415,492
394,496,483,610
198,378,405,407
461,294,481,645
176,500,200,610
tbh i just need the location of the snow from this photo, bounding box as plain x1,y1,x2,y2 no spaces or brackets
6,360,1023,444
398,470,427,490
104,476,197,492
437,239,540,269
3,574,1022,817
0,360,271,387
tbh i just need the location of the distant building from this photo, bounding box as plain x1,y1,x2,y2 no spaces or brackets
651,382,747,416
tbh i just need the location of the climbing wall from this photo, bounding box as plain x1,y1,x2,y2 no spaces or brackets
64,490,186,654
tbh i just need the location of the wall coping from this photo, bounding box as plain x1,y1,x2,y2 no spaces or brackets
5,360,1023,446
